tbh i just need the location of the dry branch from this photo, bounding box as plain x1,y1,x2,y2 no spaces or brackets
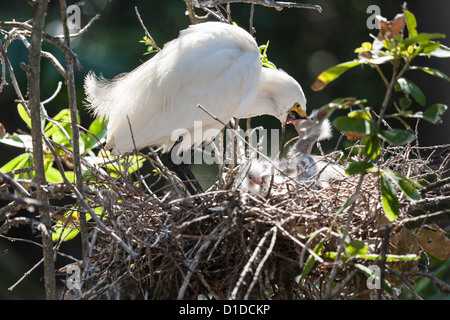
27,0,56,300
184,0,322,12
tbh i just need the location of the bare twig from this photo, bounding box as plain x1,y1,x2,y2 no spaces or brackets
135,7,161,51
184,0,322,12
59,0,89,272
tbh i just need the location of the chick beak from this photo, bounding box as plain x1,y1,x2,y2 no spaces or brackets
250,177,263,186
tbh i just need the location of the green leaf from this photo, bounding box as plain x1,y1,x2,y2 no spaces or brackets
311,60,361,91
413,66,450,82
333,116,374,135
17,104,32,128
299,238,325,280
395,78,426,106
399,97,412,110
52,223,80,242
381,175,399,221
345,240,368,256
348,107,372,121
422,103,448,124
420,41,441,54
425,43,450,58
362,134,381,160
0,153,33,173
383,169,421,201
403,8,418,38
345,161,374,176
401,33,446,48
259,41,277,69
85,118,107,152
379,129,415,146
45,166,64,183
325,252,419,262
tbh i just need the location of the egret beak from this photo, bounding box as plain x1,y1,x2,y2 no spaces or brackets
286,104,307,124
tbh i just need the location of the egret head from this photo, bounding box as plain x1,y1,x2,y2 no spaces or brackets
249,68,307,123
290,109,332,141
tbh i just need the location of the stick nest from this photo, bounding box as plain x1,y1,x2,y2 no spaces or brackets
74,144,449,300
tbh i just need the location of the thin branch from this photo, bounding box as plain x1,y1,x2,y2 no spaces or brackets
402,210,450,229
59,0,89,270
27,0,56,300
185,0,322,12
55,13,101,39
135,7,161,51
0,191,49,212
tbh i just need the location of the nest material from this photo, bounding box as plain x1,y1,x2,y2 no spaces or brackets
71,144,449,300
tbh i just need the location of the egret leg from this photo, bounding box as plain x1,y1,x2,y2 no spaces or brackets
168,137,204,195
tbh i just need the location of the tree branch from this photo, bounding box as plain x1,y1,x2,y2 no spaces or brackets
59,0,89,271
26,0,56,300
184,0,322,12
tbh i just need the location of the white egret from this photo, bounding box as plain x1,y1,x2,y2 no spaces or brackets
84,21,307,193
287,110,345,187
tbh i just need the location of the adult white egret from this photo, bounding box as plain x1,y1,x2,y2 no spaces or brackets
84,21,307,193
287,110,345,187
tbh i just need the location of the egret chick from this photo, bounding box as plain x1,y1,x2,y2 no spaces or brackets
287,110,345,187
236,159,282,196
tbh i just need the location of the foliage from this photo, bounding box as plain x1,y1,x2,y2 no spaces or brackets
312,7,449,222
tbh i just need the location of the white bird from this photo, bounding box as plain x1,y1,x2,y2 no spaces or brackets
286,110,345,187
84,21,307,157
236,158,283,196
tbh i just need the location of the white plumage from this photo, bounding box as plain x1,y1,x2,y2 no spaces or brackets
84,22,307,155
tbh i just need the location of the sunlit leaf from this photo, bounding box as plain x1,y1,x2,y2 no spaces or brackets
0,153,33,173
345,240,368,256
403,8,418,38
325,252,419,262
17,104,31,128
425,43,450,58
311,60,361,91
299,238,325,280
400,33,445,48
381,175,399,221
85,118,107,152
362,134,381,160
45,166,65,183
